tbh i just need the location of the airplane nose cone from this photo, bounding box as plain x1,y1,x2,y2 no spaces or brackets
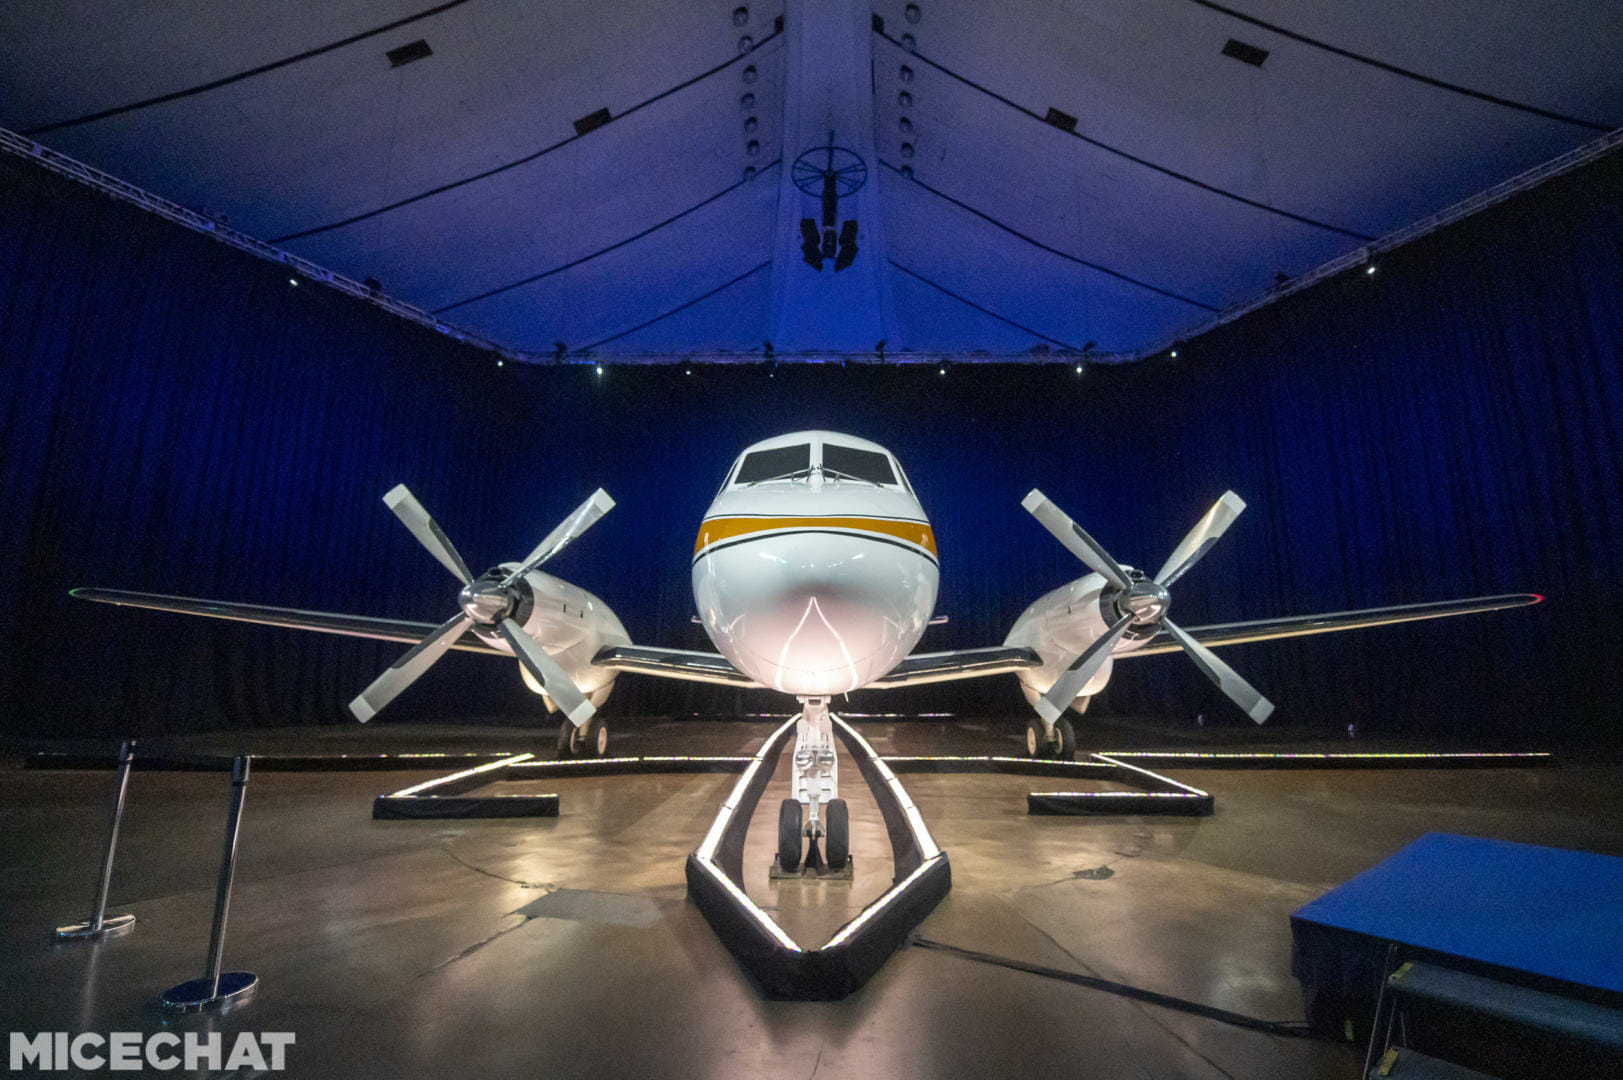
693,532,938,695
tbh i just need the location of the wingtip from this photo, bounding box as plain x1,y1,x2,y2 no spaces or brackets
565,701,597,725
1033,697,1062,724
381,483,410,507
349,697,376,724
1021,489,1046,513
1221,490,1247,514
1250,700,1275,725
591,488,616,513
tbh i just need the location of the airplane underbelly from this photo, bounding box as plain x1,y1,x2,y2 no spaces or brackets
692,530,938,695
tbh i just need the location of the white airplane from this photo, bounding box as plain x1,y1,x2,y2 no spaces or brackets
75,429,1538,871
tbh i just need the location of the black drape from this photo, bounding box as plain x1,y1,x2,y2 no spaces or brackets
3,149,1619,743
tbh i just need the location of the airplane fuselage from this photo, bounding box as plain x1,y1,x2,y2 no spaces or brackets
692,432,939,696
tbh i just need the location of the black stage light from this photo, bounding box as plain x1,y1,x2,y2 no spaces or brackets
1044,107,1078,133
573,108,612,136
1221,38,1269,67
386,40,433,67
833,220,859,272
800,219,823,269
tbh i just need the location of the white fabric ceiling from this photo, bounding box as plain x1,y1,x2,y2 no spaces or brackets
2,0,1619,358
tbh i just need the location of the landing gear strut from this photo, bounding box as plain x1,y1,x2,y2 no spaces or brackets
775,697,851,875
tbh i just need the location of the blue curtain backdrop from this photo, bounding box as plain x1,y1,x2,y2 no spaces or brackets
2,149,1619,742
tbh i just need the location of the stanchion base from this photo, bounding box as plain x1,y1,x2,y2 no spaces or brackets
160,971,258,1014
55,914,135,940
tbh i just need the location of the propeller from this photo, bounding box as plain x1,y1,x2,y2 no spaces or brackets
349,486,615,724
1024,488,1274,725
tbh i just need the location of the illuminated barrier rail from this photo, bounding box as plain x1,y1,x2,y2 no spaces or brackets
24,750,511,772
685,715,953,1000
1094,751,1556,770
879,754,1215,816
372,753,756,819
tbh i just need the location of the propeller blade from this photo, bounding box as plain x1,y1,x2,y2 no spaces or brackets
1162,618,1274,724
497,618,595,725
349,612,473,722
384,485,474,585
1035,611,1136,723
1155,491,1246,587
501,489,616,587
1022,489,1132,590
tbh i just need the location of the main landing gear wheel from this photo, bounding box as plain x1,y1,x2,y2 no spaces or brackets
778,799,803,871
1024,715,1076,759
1052,716,1076,760
824,798,849,870
558,716,609,758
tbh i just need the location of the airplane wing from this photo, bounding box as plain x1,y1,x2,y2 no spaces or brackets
69,588,504,654
1116,593,1541,658
590,645,763,688
869,646,1043,687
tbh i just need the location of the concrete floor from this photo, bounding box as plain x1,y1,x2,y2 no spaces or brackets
3,718,1620,1079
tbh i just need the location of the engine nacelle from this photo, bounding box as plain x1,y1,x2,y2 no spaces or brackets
1003,569,1156,715
477,564,630,711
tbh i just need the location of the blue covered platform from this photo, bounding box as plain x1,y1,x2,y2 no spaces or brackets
1291,832,1623,1043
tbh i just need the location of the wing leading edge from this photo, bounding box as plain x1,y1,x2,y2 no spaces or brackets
70,588,502,654
1116,593,1542,658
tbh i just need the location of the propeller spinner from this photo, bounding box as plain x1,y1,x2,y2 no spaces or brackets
348,485,615,724
1022,489,1274,725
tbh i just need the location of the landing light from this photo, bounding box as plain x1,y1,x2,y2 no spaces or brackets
595,364,603,375
1366,265,1377,275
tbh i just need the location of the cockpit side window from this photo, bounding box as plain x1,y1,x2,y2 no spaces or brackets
821,443,898,485
732,443,811,484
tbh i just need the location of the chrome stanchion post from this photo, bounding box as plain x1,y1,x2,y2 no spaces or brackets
56,739,138,940
160,755,258,1012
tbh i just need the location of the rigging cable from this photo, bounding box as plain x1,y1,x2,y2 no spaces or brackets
21,0,479,136
435,159,782,313
888,262,1088,352
575,260,771,352
874,29,1375,242
273,31,783,242
881,160,1219,310
1186,0,1617,132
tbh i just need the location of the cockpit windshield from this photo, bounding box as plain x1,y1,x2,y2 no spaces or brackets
821,443,897,485
733,443,810,484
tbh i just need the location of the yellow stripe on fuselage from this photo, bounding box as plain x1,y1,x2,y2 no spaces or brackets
694,516,938,559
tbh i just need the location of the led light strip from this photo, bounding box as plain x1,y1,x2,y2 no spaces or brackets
1099,751,1551,760
385,753,534,797
832,717,941,860
692,856,803,953
882,755,1114,767
1091,754,1211,798
696,717,799,861
824,855,944,950
507,755,753,768
1030,791,1204,799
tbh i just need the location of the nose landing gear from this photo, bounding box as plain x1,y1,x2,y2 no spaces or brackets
772,697,853,878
